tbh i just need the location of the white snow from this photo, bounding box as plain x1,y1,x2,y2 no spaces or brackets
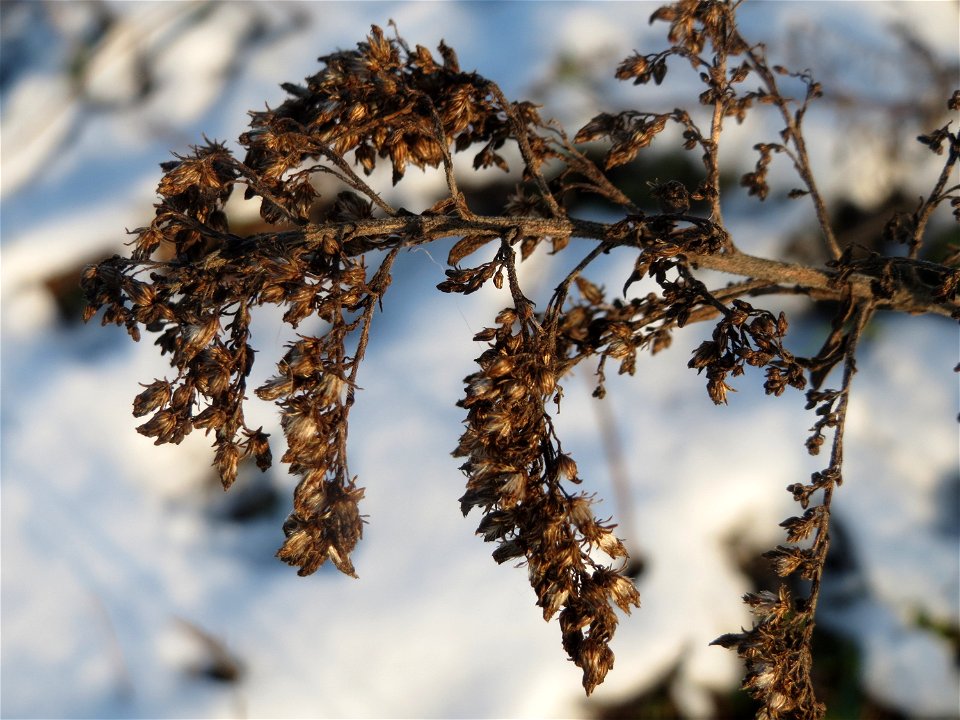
2,2,957,718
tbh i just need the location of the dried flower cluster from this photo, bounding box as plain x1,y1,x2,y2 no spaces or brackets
452,249,640,693
82,0,959,712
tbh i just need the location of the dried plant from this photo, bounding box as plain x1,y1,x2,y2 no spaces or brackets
82,1,958,713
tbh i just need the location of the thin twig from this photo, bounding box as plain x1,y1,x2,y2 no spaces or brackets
544,241,615,339
803,300,875,621
487,83,564,218
705,18,729,225
424,99,475,219
311,143,397,216
553,130,641,212
744,44,842,261
911,135,960,259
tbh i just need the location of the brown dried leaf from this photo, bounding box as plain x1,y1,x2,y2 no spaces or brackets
447,234,497,267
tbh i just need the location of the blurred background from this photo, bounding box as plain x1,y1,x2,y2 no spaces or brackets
1,2,957,718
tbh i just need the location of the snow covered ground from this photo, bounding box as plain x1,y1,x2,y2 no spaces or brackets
2,2,957,718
